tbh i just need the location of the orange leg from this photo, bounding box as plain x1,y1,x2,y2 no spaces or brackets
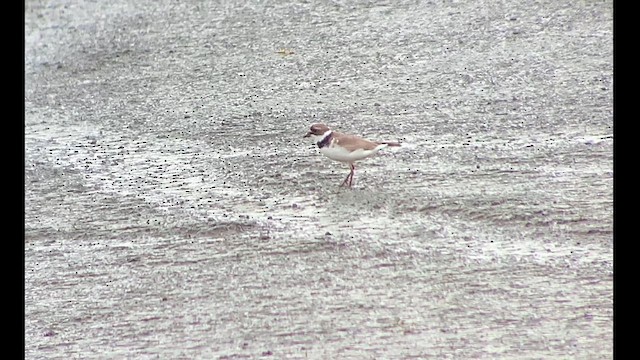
348,163,355,187
340,163,355,187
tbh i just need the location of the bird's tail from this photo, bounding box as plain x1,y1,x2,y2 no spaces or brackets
380,141,401,147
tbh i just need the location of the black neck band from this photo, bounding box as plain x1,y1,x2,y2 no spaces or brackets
317,133,332,148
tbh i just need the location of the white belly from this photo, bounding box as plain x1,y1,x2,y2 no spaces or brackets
320,144,387,163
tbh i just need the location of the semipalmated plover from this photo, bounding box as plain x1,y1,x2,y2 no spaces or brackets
304,123,400,187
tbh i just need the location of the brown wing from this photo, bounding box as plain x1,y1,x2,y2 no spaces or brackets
332,132,381,151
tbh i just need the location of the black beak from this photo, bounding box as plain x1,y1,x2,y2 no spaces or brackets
303,131,312,138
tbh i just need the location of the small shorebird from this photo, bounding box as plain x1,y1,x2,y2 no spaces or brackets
304,123,400,187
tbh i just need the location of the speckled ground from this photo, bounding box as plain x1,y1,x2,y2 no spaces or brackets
25,0,612,358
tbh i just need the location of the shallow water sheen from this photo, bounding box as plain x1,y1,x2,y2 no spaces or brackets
26,0,612,358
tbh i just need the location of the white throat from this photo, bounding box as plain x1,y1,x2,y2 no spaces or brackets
318,129,333,142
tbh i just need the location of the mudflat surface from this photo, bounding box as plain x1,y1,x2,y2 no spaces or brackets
25,0,613,358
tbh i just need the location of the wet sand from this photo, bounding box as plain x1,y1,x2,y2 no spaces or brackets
26,0,612,358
